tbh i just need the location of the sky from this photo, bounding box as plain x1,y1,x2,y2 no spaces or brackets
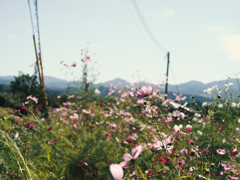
1,0,240,86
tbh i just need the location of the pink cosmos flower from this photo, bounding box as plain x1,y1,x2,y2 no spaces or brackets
105,132,112,136
110,164,124,180
231,149,239,159
82,109,91,114
180,149,188,155
86,56,92,62
120,145,143,167
29,124,34,129
216,149,226,155
68,95,74,99
71,62,77,67
47,126,53,131
229,175,239,179
51,141,57,145
95,89,101,94
99,102,104,107
57,96,61,98
136,86,153,99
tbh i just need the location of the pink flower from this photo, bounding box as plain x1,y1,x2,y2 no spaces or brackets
82,109,91,114
51,141,57,145
57,96,61,98
105,132,112,136
216,149,226,155
71,61,77,67
120,145,143,167
47,126,53,131
29,124,34,129
68,95,74,99
136,86,153,99
86,56,92,62
110,164,124,180
180,149,188,155
95,89,101,94
229,175,239,179
231,149,239,159
99,102,104,107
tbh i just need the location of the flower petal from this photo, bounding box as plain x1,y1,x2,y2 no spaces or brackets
119,161,129,168
123,153,132,162
110,164,124,180
131,145,143,159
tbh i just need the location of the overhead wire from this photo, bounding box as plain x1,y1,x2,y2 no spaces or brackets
123,0,165,72
28,0,34,35
169,63,180,95
130,0,181,95
28,0,38,76
34,0,42,56
131,0,167,54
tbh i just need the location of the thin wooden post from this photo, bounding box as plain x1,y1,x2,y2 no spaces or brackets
164,52,170,100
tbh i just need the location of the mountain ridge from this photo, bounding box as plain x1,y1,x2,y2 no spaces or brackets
0,75,239,98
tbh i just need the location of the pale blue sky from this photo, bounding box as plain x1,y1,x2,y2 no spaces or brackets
1,0,240,85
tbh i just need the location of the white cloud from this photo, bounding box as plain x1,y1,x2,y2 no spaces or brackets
218,34,240,62
161,7,174,18
208,26,226,32
149,8,174,22
101,45,106,51
1,34,17,41
104,0,111,3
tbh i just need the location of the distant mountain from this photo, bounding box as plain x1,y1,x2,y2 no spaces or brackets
1,75,239,99
43,76,68,89
0,76,15,85
100,78,131,87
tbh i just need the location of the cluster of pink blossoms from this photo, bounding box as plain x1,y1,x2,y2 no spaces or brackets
110,145,143,179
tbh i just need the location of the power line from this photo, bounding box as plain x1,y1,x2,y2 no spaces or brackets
34,0,42,56
123,0,165,72
131,0,167,54
27,0,34,35
170,63,180,95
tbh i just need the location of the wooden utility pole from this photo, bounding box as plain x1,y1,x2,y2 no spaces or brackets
28,0,48,113
236,74,240,92
164,52,170,100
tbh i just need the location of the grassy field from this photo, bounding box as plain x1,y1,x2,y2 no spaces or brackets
0,84,240,180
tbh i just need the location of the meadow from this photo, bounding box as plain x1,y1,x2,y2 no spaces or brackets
0,79,240,180
0,55,240,179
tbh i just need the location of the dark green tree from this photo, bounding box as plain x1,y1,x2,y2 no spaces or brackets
10,72,41,102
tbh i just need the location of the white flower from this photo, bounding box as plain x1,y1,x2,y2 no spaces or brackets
236,128,240,134
231,102,236,107
238,119,240,123
186,125,192,129
95,89,101,94
202,102,207,107
14,132,19,140
197,130,202,135
173,124,183,131
218,104,223,108
194,113,201,117
223,139,226,143
192,117,198,121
